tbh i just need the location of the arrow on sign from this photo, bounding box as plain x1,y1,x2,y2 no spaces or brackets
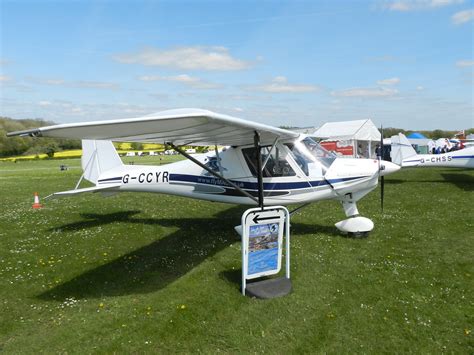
252,214,279,224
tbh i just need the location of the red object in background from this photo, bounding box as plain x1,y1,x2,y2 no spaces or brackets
32,192,42,209
320,141,354,156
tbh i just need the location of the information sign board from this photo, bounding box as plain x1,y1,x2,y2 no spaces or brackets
241,206,290,296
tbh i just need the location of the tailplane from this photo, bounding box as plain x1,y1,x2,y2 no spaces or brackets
81,140,123,184
390,133,421,167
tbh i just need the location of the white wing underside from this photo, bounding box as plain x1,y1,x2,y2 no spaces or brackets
8,108,299,146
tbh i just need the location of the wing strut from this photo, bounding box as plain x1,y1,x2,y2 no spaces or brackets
167,143,259,204
254,131,265,210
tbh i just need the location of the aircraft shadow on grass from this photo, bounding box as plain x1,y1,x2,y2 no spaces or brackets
38,206,338,301
385,171,474,192
440,173,474,192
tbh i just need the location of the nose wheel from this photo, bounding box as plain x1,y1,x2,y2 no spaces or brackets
347,231,370,238
335,200,374,237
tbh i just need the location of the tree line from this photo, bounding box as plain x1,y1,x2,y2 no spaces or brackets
0,117,81,158
380,127,474,140
1,116,473,158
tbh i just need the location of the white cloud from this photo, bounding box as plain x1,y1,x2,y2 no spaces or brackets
24,100,160,121
452,9,474,24
430,0,463,7
139,75,160,82
42,79,65,85
416,85,425,90
138,74,221,89
250,76,319,93
26,77,119,90
377,77,400,85
331,87,398,97
73,81,119,89
385,0,464,11
114,46,252,71
456,59,474,67
1,78,36,93
389,2,411,10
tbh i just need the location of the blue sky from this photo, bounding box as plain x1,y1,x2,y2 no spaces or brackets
1,0,473,130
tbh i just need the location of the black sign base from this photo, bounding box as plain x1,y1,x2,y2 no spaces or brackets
245,277,292,299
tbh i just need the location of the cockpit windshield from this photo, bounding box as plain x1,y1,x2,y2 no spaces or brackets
286,137,337,176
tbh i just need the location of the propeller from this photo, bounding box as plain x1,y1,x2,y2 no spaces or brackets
379,125,385,211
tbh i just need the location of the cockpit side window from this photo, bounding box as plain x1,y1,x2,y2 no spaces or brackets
285,143,310,175
242,146,296,178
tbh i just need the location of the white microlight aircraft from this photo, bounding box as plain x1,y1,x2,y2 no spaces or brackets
391,133,474,169
8,109,400,235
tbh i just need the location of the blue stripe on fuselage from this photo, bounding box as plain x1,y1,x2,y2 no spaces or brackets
169,173,366,191
98,177,122,182
451,155,474,159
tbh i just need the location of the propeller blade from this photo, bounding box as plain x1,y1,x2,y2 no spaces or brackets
380,125,384,212
380,125,384,158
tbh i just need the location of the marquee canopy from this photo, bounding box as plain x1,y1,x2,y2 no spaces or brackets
312,119,381,141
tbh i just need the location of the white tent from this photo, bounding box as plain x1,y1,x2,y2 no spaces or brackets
311,119,381,158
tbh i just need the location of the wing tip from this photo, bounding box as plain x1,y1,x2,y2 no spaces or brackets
6,128,42,138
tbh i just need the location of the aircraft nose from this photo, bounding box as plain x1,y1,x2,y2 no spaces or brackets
379,161,401,176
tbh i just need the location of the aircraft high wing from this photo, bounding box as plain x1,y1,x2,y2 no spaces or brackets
8,108,400,236
7,108,299,147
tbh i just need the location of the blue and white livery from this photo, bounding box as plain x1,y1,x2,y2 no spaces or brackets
391,133,474,169
7,109,400,234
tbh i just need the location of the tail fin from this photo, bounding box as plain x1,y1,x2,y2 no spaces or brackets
81,140,123,184
390,133,420,167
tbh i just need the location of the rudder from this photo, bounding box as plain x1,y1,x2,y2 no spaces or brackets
390,133,419,167
81,140,123,184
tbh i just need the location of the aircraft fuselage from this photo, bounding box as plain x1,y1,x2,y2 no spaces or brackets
97,144,384,206
403,147,474,168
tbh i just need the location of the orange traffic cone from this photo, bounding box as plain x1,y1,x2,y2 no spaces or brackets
32,192,43,209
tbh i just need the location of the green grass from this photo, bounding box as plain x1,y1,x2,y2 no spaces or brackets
0,158,473,353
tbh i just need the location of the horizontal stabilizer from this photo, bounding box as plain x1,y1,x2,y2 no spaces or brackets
45,185,120,199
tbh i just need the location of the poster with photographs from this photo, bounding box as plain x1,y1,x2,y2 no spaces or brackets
248,223,280,275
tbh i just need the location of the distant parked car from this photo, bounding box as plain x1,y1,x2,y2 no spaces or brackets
126,152,135,157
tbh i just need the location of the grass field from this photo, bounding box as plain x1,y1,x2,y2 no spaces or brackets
0,157,473,353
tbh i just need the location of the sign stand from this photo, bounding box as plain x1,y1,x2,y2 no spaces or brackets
241,206,291,299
